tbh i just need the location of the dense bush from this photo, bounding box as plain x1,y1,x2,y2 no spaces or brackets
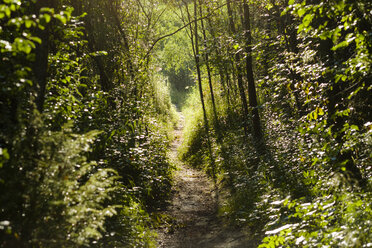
178,0,371,247
0,0,175,246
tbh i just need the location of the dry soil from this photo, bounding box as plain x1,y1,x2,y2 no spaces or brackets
156,114,258,248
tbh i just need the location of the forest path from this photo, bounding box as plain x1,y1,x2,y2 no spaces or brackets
156,113,257,248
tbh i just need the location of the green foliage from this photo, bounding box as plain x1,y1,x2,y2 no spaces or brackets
260,180,372,248
1,0,370,246
30,123,119,247
179,86,207,167
150,72,179,137
179,0,371,247
1,0,176,247
256,0,372,246
98,197,157,248
0,110,120,246
154,4,195,108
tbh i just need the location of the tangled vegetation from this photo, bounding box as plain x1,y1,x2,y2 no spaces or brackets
174,0,371,247
0,0,176,247
0,0,371,247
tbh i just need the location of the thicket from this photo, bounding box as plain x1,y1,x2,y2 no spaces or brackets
1,0,371,247
176,0,371,247
0,0,176,247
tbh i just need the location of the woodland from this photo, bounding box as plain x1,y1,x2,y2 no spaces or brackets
0,0,371,247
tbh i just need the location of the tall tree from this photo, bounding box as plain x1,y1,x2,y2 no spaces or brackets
199,0,219,127
242,0,262,142
226,0,250,136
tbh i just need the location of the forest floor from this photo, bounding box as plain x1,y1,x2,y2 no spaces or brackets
156,114,259,248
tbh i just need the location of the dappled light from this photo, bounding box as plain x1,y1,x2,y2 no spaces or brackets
0,0,371,247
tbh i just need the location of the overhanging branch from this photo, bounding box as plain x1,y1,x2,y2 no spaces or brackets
142,2,227,61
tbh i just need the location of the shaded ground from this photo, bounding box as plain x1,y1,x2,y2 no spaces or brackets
156,114,258,248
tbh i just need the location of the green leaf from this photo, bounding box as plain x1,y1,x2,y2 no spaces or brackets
266,3,273,10
317,107,324,116
350,125,359,131
28,36,42,44
40,7,54,14
43,13,51,23
302,13,314,27
332,41,348,51
298,8,306,17
319,30,332,40
25,19,33,28
54,14,67,24
13,38,33,54
5,7,11,18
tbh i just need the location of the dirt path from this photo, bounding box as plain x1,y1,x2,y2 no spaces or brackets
156,114,257,248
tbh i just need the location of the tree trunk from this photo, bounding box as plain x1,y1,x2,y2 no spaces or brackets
243,0,262,141
33,0,55,112
192,0,216,181
205,8,233,111
226,0,249,136
194,1,208,130
199,2,219,128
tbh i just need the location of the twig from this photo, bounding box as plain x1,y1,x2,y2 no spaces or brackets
142,2,227,61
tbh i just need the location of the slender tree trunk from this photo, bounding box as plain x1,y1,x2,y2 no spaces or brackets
226,0,249,136
83,2,112,92
33,0,56,112
193,0,208,133
23,2,57,244
108,1,134,80
84,21,111,91
227,62,238,102
192,0,216,181
199,1,219,128
243,0,262,141
219,68,231,110
34,29,49,113
204,8,232,111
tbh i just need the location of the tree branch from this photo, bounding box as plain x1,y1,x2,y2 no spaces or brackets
142,2,227,61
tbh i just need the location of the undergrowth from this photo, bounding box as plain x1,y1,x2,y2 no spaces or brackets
180,81,372,248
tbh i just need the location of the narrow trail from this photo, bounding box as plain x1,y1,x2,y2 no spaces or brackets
156,114,257,248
